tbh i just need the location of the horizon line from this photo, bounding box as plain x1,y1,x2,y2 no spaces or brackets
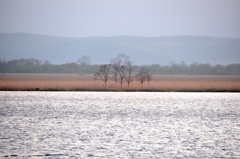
0,32,239,39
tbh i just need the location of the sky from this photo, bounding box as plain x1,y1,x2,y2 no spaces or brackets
0,0,240,38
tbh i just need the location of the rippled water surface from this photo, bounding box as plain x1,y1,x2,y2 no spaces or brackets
0,92,240,158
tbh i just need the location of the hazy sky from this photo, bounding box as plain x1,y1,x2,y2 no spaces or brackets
0,0,240,38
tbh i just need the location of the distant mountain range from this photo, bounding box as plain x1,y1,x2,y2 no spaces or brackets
0,33,240,65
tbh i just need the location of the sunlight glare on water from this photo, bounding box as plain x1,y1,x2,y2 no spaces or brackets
0,92,240,158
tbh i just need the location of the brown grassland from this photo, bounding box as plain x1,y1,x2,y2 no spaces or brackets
0,74,240,92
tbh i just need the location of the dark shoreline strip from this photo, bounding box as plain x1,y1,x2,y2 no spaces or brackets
0,89,240,92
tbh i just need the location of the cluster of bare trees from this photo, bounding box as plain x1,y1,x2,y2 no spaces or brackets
94,53,152,87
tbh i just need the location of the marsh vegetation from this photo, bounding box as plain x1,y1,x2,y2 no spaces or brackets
0,74,239,92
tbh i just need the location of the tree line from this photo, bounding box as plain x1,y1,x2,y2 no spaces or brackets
1,56,240,75
0,57,96,74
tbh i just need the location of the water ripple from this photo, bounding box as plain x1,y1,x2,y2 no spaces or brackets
0,92,240,158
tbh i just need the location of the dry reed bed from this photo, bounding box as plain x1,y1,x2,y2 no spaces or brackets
0,74,240,92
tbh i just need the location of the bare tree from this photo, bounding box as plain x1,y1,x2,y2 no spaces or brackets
77,55,91,66
135,68,152,87
117,65,127,87
146,69,153,85
94,64,111,87
77,55,91,74
111,61,120,84
110,53,129,84
125,61,134,87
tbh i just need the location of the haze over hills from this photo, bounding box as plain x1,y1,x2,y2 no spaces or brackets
0,33,240,65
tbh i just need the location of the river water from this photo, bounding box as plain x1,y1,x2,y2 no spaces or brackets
0,92,240,158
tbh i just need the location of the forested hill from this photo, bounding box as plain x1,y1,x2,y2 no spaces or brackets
1,33,240,65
